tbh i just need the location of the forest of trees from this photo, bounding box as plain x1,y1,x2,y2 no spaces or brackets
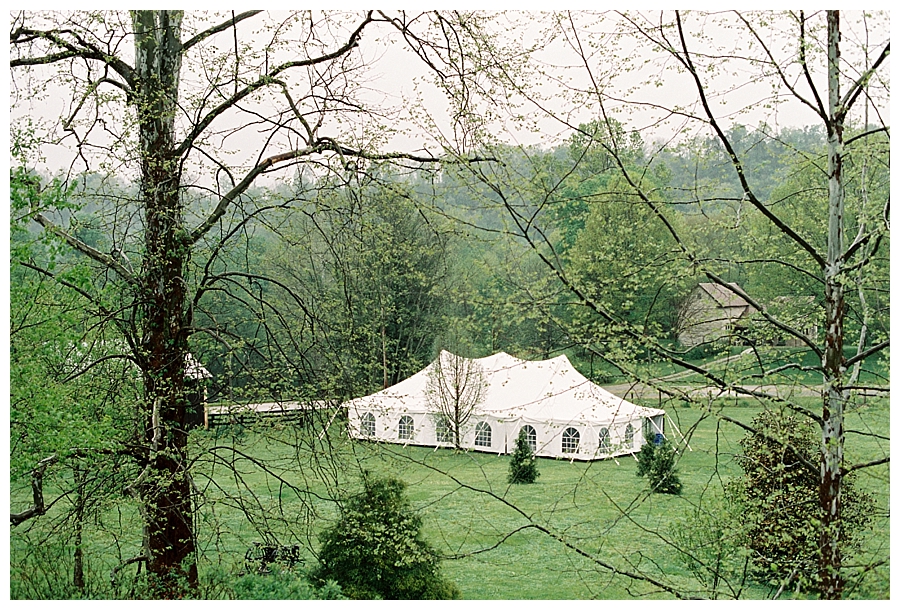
9,10,889,601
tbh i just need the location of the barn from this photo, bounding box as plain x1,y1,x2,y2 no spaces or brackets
345,351,666,461
677,282,757,347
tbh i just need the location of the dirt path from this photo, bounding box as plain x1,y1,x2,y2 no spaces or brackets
602,380,888,402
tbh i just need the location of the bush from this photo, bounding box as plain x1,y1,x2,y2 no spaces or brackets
636,434,682,495
228,573,343,600
508,428,540,484
311,473,460,600
670,491,751,597
730,410,873,591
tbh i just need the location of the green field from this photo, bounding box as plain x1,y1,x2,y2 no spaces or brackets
10,398,890,599
571,346,890,389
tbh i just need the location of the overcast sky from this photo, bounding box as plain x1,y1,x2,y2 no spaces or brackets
5,8,891,179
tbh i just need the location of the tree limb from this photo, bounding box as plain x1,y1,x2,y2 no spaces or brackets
189,138,495,244
842,456,889,475
844,339,889,369
173,11,376,159
188,144,321,244
179,10,263,52
33,213,138,285
10,454,57,526
841,41,890,116
845,126,890,148
795,11,829,123
10,25,135,87
11,448,140,526
673,11,826,270
703,271,823,358
734,11,826,122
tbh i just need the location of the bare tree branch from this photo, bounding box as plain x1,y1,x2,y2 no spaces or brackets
179,10,263,52
842,456,889,475
672,11,826,269
173,11,376,159
33,213,138,285
843,339,889,369
10,25,135,87
841,41,890,117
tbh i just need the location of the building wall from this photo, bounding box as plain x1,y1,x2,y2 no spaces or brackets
347,406,662,461
678,289,749,347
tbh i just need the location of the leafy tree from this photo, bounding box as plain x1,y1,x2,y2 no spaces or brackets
282,177,453,394
636,436,682,495
566,169,691,339
507,428,540,484
312,474,460,600
730,410,873,591
10,9,501,597
10,169,143,598
443,10,888,598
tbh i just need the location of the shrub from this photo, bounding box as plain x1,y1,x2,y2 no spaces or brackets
670,491,751,597
228,573,343,600
636,434,682,495
730,410,873,591
508,428,540,484
311,473,460,600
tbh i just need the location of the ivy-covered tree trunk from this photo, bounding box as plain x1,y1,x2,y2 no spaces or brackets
819,10,846,598
132,10,198,594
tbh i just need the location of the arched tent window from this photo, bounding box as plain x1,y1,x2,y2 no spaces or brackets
624,423,634,448
435,416,451,443
598,427,610,452
562,427,580,453
475,422,492,447
361,412,376,437
398,415,414,441
520,425,537,452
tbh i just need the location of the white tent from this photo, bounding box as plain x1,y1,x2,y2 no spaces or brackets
345,351,665,461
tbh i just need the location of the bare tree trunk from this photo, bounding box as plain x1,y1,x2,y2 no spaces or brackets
132,10,198,596
73,464,86,592
819,10,845,599
381,302,389,390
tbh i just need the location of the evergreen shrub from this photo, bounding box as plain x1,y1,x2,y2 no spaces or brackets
508,428,540,484
312,473,460,600
636,434,682,494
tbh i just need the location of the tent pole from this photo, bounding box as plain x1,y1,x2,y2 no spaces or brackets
318,405,342,441
666,414,692,451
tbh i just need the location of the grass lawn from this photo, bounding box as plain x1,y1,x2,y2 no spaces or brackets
570,346,889,389
10,397,890,599
186,396,889,599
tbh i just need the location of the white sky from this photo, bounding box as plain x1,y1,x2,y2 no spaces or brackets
6,7,891,179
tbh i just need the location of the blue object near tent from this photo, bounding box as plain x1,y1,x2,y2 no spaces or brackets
654,433,664,445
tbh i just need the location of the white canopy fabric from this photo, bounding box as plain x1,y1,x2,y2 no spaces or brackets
345,351,665,461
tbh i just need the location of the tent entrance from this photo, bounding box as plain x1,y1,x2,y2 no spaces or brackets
643,415,665,444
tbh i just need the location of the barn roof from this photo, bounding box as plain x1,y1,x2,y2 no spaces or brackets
698,282,752,309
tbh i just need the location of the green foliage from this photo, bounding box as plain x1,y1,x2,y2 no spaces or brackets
312,473,460,600
670,491,751,598
636,435,682,495
558,125,693,347
729,410,874,591
507,428,541,483
228,573,344,600
507,428,540,484
239,177,453,400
